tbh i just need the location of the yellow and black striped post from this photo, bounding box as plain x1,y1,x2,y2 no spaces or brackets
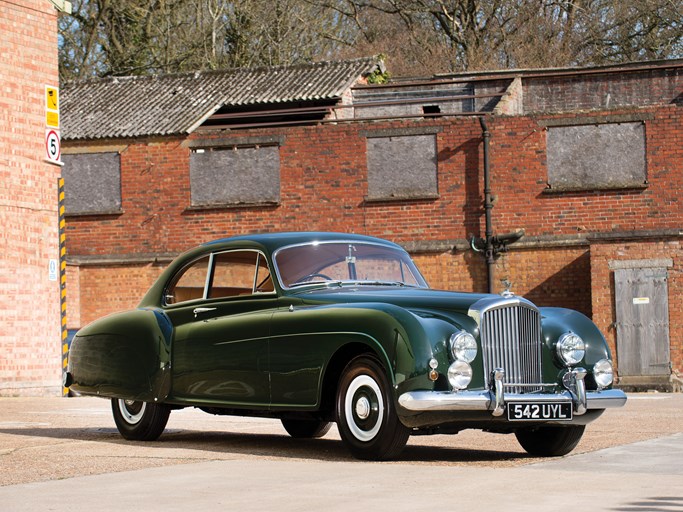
58,178,68,396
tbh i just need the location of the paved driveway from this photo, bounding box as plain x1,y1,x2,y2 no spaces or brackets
0,394,681,511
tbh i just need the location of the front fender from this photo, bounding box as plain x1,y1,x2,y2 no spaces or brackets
68,308,173,401
540,307,612,371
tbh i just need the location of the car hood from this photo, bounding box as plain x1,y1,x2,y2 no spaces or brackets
293,286,499,316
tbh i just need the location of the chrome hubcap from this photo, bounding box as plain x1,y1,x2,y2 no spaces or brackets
118,399,146,424
355,396,371,420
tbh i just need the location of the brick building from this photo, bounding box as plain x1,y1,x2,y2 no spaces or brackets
61,58,683,390
0,0,66,395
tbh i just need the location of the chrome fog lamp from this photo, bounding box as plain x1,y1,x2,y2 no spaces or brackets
556,332,585,366
449,331,477,363
448,361,473,390
593,359,614,389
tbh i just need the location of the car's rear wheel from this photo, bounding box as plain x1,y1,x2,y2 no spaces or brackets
515,425,585,457
336,356,409,460
281,418,333,439
111,398,170,441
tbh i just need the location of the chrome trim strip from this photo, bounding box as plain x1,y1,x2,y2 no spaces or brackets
398,390,492,412
467,296,539,327
505,383,557,388
585,389,628,409
398,388,627,413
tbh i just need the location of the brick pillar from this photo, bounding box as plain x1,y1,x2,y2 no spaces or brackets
0,0,62,395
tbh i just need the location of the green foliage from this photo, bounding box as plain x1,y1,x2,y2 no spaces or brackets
366,67,390,84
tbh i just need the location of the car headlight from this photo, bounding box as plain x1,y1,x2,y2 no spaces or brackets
448,361,472,390
556,332,585,366
449,331,477,363
593,359,614,389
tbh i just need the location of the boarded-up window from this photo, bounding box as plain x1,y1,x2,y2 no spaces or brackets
546,122,647,191
190,145,280,207
61,152,122,215
366,133,438,200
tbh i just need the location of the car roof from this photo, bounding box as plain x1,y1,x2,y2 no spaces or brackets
202,232,404,253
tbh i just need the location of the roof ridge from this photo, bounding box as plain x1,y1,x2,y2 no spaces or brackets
62,56,382,140
63,56,381,87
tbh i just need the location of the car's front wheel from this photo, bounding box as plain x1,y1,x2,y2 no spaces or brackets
111,398,170,441
336,356,410,460
515,425,585,457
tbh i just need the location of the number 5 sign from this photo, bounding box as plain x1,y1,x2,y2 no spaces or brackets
46,129,61,163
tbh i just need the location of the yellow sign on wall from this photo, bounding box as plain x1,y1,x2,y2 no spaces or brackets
46,85,60,128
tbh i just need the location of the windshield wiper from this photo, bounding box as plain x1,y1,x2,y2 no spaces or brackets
288,280,343,289
345,280,414,287
289,279,415,289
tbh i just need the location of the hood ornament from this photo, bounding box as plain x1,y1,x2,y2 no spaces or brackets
501,279,515,298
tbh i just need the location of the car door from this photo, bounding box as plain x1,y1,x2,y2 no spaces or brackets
164,250,277,408
269,307,339,409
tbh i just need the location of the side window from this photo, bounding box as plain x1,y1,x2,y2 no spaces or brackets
209,251,274,298
255,254,274,293
165,256,210,304
165,251,274,305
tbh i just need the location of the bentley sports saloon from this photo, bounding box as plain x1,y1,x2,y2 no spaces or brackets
66,232,626,460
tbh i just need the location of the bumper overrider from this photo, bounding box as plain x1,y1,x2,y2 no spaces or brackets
398,367,627,416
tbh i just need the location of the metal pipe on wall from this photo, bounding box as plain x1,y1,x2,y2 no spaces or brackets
479,116,496,294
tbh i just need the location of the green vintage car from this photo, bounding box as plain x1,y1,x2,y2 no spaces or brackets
66,232,626,460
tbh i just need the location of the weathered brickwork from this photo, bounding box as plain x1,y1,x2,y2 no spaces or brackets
64,68,682,385
65,105,683,255
0,1,62,395
74,264,165,326
524,66,683,113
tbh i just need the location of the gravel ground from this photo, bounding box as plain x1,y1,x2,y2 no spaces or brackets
0,392,680,486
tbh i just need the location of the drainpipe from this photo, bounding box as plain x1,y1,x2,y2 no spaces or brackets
479,116,495,294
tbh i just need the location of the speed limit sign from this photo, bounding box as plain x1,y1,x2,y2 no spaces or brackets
46,129,61,163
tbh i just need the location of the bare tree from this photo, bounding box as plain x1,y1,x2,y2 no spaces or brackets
58,0,683,80
313,0,683,73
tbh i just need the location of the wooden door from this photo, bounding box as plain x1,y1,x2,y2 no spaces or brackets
614,267,670,376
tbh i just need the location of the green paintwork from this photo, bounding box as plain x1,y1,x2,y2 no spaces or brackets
68,232,617,429
69,308,172,401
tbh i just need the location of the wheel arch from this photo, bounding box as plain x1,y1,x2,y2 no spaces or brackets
319,342,389,417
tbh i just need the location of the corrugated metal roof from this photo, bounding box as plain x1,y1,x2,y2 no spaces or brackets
62,58,380,141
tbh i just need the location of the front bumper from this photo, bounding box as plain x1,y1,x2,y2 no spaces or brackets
398,367,627,416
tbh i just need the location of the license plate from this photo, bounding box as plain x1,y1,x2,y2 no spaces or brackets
507,402,573,421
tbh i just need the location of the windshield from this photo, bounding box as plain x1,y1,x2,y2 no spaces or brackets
274,241,428,289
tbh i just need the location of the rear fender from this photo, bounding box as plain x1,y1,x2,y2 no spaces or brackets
68,308,172,401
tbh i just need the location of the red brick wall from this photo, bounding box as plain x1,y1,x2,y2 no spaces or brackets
65,265,81,328
486,107,683,237
65,106,683,254
0,0,62,395
414,247,592,314
64,94,683,379
74,264,165,327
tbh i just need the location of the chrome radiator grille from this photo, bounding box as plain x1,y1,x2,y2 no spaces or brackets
479,302,542,393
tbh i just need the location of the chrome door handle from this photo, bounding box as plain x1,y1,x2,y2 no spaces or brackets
193,307,216,318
